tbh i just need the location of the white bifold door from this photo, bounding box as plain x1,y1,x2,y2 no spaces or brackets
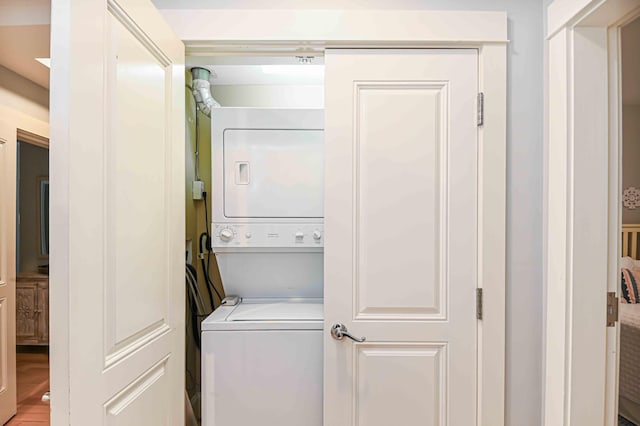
50,0,184,424
324,49,479,426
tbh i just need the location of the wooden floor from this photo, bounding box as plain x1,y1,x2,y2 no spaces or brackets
5,352,50,426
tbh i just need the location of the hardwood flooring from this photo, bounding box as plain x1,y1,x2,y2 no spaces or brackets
5,352,50,425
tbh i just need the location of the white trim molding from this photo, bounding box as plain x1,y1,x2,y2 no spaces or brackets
544,1,640,426
158,8,507,426
160,9,507,46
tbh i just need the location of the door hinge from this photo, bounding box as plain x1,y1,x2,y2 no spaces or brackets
477,92,485,127
607,292,618,327
476,288,483,320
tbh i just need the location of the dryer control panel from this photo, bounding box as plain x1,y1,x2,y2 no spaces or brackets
212,223,324,248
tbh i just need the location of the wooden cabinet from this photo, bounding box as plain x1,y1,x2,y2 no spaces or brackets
16,274,49,345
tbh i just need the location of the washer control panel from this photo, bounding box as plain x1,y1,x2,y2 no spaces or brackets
212,223,324,248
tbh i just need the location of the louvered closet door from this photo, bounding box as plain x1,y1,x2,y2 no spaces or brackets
324,49,479,426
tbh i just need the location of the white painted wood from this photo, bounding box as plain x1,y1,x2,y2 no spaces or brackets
621,226,640,259
544,29,570,426
49,0,184,424
325,49,479,426
548,0,640,38
544,2,640,426
547,0,594,37
158,9,507,47
477,44,507,426
569,27,610,426
0,120,17,424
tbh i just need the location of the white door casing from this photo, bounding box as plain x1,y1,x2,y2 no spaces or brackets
324,49,479,426
50,0,185,424
0,121,17,424
161,12,507,421
544,1,640,425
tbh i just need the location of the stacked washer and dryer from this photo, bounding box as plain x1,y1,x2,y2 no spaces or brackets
201,108,324,426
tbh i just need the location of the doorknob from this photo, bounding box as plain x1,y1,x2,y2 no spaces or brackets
330,323,366,343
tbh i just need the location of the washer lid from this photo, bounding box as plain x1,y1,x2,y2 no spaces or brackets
201,300,324,331
228,301,323,322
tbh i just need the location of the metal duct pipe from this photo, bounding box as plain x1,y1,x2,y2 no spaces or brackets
190,67,219,117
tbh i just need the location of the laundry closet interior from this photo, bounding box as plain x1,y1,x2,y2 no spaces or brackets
183,54,326,425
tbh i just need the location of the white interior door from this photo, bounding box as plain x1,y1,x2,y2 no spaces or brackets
50,0,184,424
0,121,17,423
324,49,479,426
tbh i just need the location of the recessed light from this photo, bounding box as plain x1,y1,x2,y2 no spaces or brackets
36,58,50,68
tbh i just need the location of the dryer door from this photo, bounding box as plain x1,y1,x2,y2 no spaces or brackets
223,128,323,218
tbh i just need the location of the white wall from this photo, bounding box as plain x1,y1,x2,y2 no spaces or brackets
156,2,545,425
213,85,324,108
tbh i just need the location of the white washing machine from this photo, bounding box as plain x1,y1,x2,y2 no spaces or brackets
202,108,324,426
201,300,323,426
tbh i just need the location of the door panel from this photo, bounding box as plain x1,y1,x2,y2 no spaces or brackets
16,283,37,343
0,121,17,423
223,129,324,218
355,344,446,426
324,49,478,426
355,82,447,321
50,0,184,424
107,11,171,352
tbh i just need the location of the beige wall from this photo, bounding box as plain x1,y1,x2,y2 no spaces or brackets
621,18,640,224
0,64,48,124
622,105,640,224
18,142,48,273
0,62,49,277
184,71,224,419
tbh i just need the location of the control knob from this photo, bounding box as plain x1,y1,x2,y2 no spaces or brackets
313,230,322,241
219,228,234,242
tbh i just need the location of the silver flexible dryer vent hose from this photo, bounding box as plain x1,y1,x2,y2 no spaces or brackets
191,67,220,117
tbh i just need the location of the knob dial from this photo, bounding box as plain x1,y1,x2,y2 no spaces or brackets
313,230,322,241
219,229,234,242
295,231,304,240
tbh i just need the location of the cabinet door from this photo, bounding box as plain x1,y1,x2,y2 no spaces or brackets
16,282,38,344
37,282,48,344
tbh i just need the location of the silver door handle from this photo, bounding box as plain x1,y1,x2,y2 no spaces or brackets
331,323,366,343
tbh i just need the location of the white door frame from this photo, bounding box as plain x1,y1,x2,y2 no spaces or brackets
159,9,507,425
544,1,640,425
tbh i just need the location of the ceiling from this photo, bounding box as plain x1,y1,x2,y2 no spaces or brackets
622,17,640,106
0,0,50,89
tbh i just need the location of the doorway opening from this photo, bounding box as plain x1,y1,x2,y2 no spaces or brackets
617,14,640,426
8,136,50,425
183,54,325,425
